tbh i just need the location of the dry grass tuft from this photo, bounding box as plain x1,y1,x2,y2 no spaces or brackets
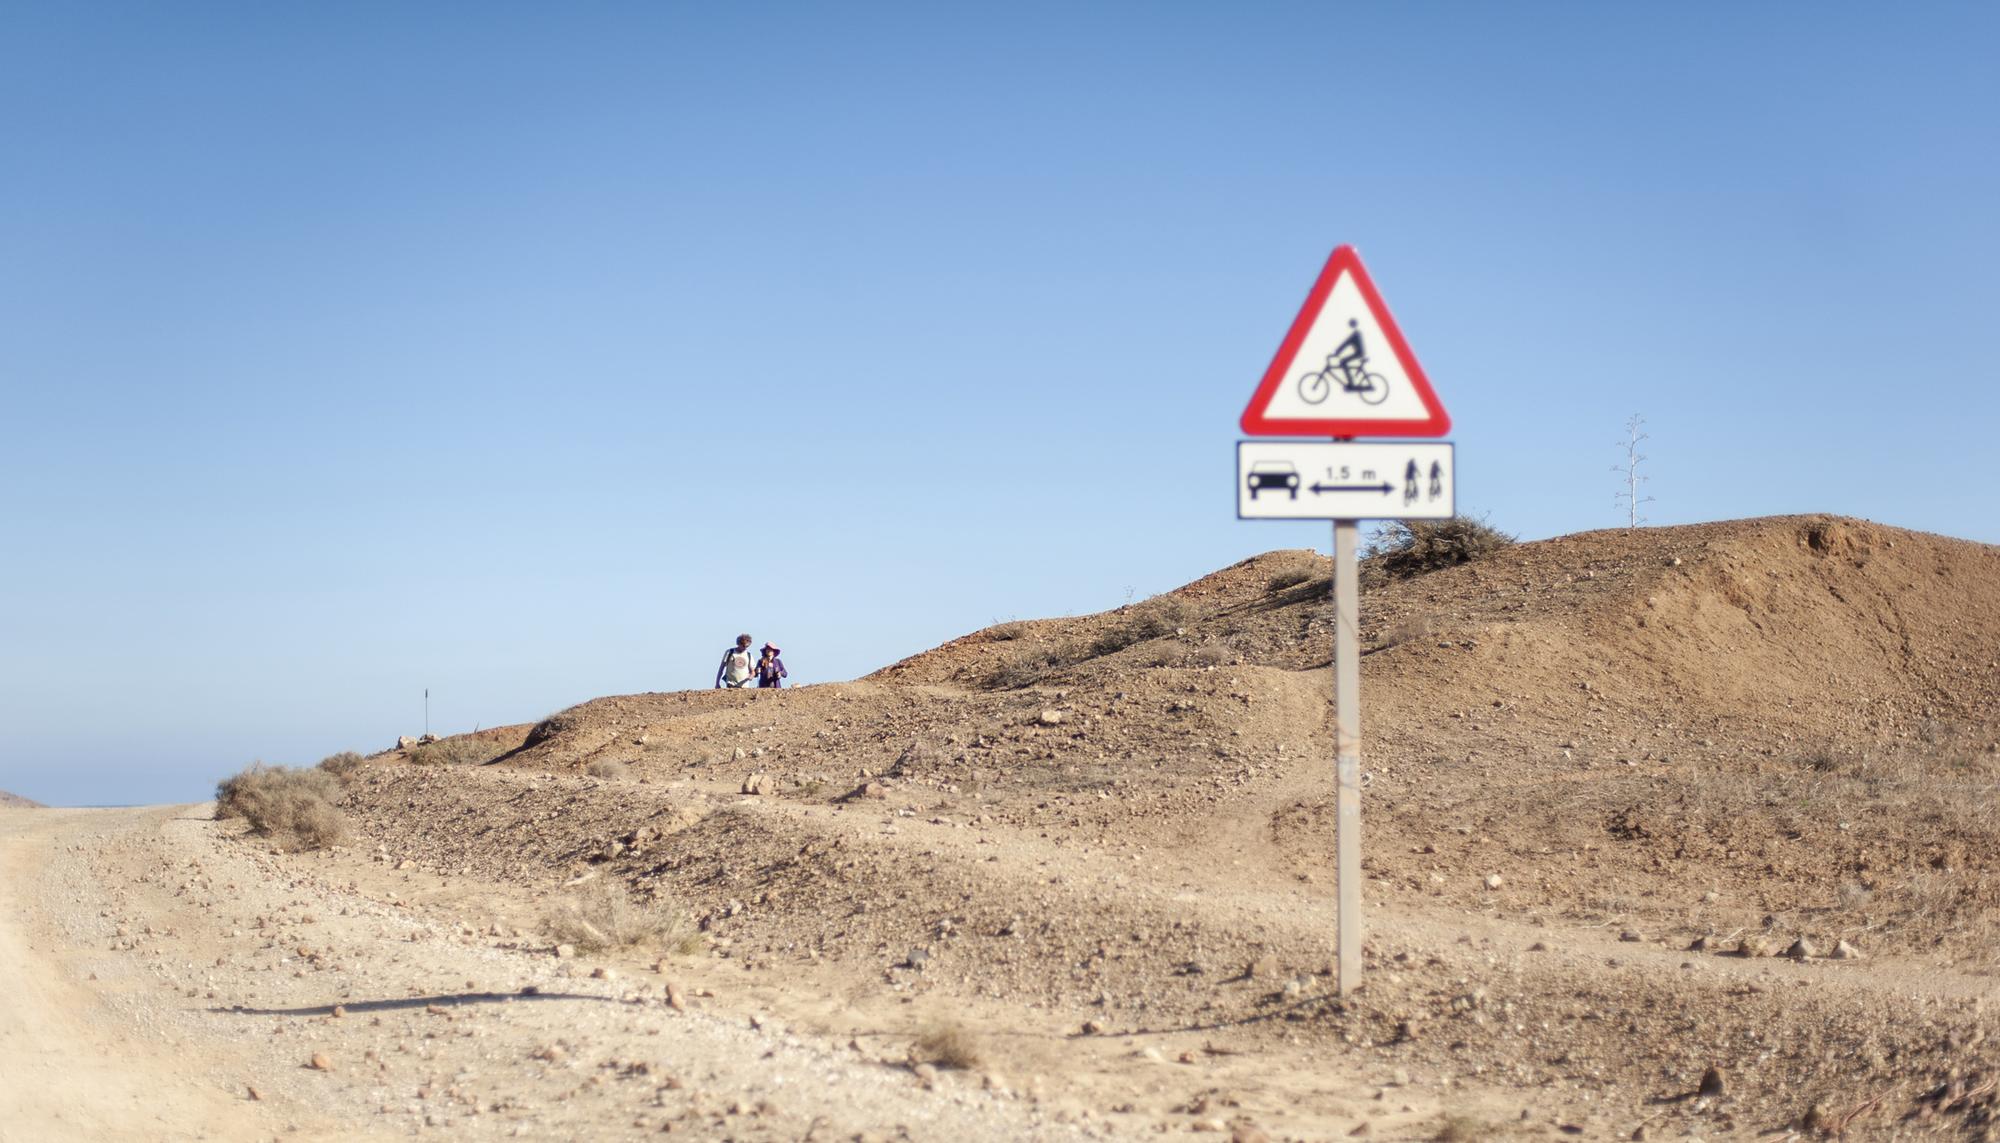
913,1021,983,1070
586,759,629,780
1432,1112,1506,1141
214,763,348,850
543,879,697,955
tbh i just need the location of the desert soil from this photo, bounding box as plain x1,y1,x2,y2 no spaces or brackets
3,515,1998,1141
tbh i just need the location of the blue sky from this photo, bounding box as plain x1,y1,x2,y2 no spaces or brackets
4,2,1996,806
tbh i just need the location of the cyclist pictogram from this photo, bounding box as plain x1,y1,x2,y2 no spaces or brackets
1296,319,1389,406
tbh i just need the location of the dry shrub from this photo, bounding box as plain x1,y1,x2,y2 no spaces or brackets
317,751,366,782
586,759,629,780
913,1021,982,1070
1376,614,1437,650
1267,567,1313,592
986,620,1030,642
214,763,348,850
1368,516,1515,578
1091,597,1187,657
986,645,1073,690
544,878,696,955
409,736,509,766
1190,643,1232,667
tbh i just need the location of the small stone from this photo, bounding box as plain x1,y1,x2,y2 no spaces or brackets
1831,940,1863,960
308,1053,332,1072
1619,930,1643,943
1232,1126,1272,1143
1038,709,1066,726
331,1005,347,1018
731,748,746,761
1784,937,1816,961
1737,937,1772,958
246,1084,263,1101
1483,873,1504,890
665,983,687,1011
1079,1020,1103,1036
904,948,930,970
1698,1066,1726,1097
740,773,769,796
555,944,576,959
1688,936,1712,952
591,966,615,981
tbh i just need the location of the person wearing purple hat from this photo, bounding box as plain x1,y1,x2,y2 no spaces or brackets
755,642,788,689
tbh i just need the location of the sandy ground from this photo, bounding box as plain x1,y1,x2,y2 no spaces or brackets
1,804,1129,1142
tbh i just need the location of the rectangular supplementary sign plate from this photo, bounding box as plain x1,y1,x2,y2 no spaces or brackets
1237,441,1455,521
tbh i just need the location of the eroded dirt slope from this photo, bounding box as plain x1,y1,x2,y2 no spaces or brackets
316,514,2000,1139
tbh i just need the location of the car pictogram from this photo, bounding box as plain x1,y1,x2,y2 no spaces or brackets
1246,461,1301,500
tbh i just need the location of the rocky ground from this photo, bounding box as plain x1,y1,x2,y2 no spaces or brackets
4,515,1997,1141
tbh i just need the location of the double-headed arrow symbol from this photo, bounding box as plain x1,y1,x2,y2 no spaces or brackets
1309,481,1395,495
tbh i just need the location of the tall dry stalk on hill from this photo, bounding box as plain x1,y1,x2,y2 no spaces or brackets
1613,413,1655,530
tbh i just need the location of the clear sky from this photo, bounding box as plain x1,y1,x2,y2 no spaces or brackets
4,2,1996,806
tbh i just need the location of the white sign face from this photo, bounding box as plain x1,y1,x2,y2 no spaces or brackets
1237,441,1455,520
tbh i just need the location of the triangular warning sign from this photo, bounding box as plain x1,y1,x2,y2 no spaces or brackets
1240,246,1450,438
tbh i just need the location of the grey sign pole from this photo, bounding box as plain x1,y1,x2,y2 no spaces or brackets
1333,518,1363,995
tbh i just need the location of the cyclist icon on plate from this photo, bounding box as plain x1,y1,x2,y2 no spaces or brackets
1298,319,1389,406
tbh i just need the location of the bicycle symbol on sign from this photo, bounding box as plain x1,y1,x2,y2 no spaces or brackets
1297,319,1389,406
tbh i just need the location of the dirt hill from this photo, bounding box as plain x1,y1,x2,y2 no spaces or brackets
168,515,2000,1137
0,789,42,808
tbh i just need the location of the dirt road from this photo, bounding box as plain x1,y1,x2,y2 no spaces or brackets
0,807,300,1142
0,805,1103,1141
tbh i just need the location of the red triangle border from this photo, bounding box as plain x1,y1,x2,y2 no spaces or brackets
1239,246,1451,438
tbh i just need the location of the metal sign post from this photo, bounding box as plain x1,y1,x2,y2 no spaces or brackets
1235,245,1455,998
1332,519,1363,995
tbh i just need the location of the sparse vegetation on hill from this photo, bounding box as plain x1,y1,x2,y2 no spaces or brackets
281,515,2000,1139
213,762,347,850
409,736,514,767
1365,515,1515,577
